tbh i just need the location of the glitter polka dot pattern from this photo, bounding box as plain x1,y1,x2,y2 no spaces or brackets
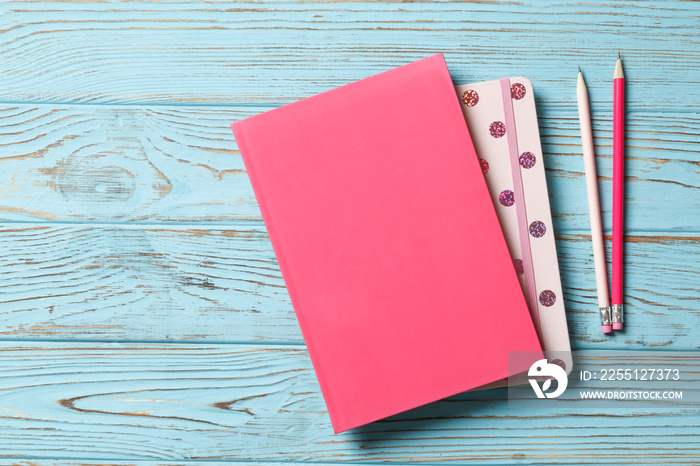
511,83,526,100
489,121,506,138
499,189,515,207
480,158,489,174
462,89,479,107
551,359,566,371
539,290,556,307
513,259,524,276
529,220,546,238
519,151,536,169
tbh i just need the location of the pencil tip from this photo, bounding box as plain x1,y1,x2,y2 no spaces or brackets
614,54,624,78
577,68,585,90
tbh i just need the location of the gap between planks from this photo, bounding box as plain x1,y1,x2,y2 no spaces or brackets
0,99,696,115
1,220,698,237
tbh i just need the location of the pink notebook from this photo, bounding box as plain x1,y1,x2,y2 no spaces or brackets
231,54,543,433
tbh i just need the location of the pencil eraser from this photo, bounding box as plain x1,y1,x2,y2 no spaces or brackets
602,324,613,334
612,323,623,330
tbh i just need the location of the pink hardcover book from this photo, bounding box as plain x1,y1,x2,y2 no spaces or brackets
231,55,543,433
456,78,572,374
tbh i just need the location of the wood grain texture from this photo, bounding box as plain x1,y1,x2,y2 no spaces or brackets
1,104,698,230
0,342,697,464
0,223,697,349
0,1,698,110
0,1,698,464
0,223,295,343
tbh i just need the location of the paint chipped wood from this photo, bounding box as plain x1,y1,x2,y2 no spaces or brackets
0,1,698,464
0,342,697,463
0,105,698,230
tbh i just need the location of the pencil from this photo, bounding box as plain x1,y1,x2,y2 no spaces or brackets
612,53,625,330
577,68,612,334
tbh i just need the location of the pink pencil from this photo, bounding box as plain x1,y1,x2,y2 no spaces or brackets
612,53,625,330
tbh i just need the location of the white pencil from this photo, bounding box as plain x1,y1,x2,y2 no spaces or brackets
577,68,612,334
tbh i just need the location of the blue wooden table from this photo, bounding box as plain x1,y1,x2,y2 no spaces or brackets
0,1,698,464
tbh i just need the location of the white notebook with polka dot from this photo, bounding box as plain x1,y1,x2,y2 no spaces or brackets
457,78,572,375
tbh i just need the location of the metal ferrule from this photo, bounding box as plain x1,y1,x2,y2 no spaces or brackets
611,304,623,323
600,306,611,326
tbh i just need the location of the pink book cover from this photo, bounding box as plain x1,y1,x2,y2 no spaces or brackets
231,54,543,433
456,79,572,375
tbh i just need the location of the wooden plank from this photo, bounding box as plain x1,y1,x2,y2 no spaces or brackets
1,224,697,350
0,1,697,110
0,105,258,222
559,233,700,350
0,342,696,464
1,105,698,230
0,223,296,343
